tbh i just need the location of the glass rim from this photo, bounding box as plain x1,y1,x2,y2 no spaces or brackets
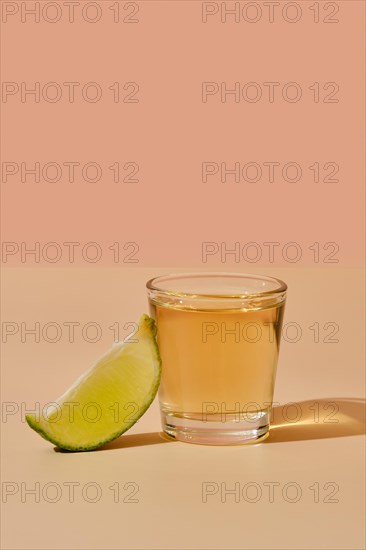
146,272,287,300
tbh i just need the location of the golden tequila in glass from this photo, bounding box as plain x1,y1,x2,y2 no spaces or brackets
147,273,287,445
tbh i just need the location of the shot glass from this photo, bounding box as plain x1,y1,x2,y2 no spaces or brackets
147,272,287,445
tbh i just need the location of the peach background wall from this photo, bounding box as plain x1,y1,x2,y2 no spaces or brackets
1,0,365,266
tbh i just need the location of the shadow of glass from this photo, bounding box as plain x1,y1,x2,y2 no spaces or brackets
267,398,366,443
54,398,365,452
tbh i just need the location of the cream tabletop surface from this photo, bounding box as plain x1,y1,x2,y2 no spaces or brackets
1,267,365,550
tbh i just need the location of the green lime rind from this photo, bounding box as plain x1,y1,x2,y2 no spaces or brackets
25,314,161,452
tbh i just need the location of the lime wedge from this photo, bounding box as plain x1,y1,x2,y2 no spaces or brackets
26,314,161,451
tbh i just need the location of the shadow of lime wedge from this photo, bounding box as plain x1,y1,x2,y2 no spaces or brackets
54,431,174,452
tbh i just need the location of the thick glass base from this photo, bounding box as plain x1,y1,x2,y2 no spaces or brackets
161,411,270,445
